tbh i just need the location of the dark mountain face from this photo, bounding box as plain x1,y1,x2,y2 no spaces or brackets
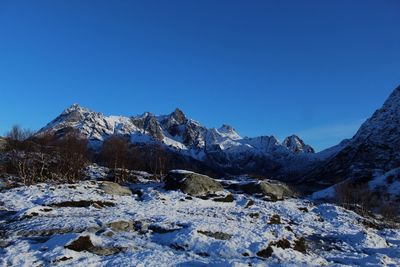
301,86,400,192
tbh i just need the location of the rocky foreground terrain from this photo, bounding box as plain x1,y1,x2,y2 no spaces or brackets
0,167,399,266
1,86,400,266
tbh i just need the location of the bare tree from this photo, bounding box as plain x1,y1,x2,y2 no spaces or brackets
6,125,33,141
5,125,35,151
53,131,89,183
100,135,130,183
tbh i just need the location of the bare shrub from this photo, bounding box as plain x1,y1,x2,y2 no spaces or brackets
9,152,49,185
52,131,89,183
5,130,89,185
335,182,377,216
100,135,130,183
5,125,36,151
380,204,399,221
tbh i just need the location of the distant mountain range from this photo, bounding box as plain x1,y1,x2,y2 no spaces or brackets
37,103,324,179
36,85,400,190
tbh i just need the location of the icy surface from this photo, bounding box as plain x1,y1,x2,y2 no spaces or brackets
1,179,399,266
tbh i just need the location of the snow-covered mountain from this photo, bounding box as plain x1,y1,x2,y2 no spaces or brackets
37,104,317,178
302,85,400,191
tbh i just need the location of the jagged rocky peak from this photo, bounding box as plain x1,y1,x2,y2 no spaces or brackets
219,124,234,132
62,103,92,115
217,124,241,140
169,108,187,124
283,135,315,154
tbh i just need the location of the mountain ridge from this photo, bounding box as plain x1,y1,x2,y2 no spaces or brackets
36,104,319,179
300,85,400,191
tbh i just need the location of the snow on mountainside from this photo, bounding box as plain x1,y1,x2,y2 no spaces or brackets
283,135,315,154
38,104,314,156
37,104,319,177
302,85,400,191
312,167,400,201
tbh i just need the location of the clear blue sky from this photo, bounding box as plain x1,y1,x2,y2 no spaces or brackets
0,1,399,151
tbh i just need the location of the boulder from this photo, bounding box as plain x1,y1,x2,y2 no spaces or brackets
99,182,132,196
65,235,122,256
107,220,134,232
164,170,223,196
197,230,232,240
239,180,294,200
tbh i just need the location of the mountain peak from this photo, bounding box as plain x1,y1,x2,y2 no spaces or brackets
381,85,400,110
62,103,92,115
283,135,315,154
169,108,187,124
353,85,400,143
216,124,241,140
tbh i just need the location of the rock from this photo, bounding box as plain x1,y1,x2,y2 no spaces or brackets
65,235,94,252
197,230,232,240
164,170,223,196
65,235,122,256
134,221,148,234
50,200,115,208
90,246,121,256
0,240,11,248
256,245,273,258
240,180,294,200
272,239,291,249
149,225,181,234
99,182,132,196
268,214,281,224
293,237,307,253
104,231,114,237
245,200,255,208
212,194,235,203
107,220,134,232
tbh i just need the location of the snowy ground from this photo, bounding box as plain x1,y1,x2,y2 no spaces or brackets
0,177,399,266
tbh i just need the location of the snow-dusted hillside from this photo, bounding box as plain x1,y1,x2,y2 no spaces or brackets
37,104,321,178
1,175,399,266
313,167,400,202
302,86,400,190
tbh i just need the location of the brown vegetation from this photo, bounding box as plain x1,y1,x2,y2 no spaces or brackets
335,179,399,221
3,126,89,185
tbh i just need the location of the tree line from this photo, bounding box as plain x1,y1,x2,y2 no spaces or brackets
0,125,215,185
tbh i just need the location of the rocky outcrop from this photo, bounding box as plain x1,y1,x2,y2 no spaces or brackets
65,235,123,256
164,170,224,196
283,135,315,154
99,182,132,196
239,180,295,200
107,220,134,232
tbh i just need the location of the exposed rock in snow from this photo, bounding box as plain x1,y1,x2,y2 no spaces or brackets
99,182,133,196
283,135,315,154
164,170,224,196
0,179,399,266
239,180,295,200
